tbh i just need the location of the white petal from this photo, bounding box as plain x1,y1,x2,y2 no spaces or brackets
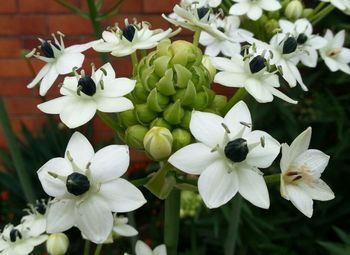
229,2,250,15
113,224,138,237
154,244,167,255
280,143,291,173
37,96,74,114
224,101,252,137
93,42,119,52
65,132,94,170
60,76,78,96
245,130,280,168
299,179,334,201
168,143,220,175
214,71,246,88
285,184,313,218
211,56,243,72
199,32,216,46
278,19,294,33
37,158,72,198
190,111,226,148
65,40,101,53
333,30,345,48
99,178,146,212
245,78,274,103
102,31,118,43
96,97,134,113
46,199,76,233
247,6,263,21
76,196,113,243
268,86,298,104
198,160,238,208
236,166,270,209
259,0,281,11
93,62,116,81
55,52,84,74
90,145,129,182
39,66,59,96
27,64,50,88
293,149,330,178
288,127,311,162
324,57,340,72
135,240,153,255
204,44,221,57
221,41,241,57
60,99,97,128
100,78,136,97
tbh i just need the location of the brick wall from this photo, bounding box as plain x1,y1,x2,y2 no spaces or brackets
0,0,182,151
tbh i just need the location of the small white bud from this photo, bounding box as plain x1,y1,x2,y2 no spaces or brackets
285,0,303,20
46,233,69,255
144,127,173,161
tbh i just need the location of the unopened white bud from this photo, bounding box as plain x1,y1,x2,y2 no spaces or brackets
144,127,173,161
285,0,303,20
46,233,69,255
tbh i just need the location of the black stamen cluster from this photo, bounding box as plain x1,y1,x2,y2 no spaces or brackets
297,33,308,44
249,55,266,73
282,37,297,54
10,229,22,242
197,7,209,20
224,138,249,163
41,41,60,58
78,76,97,96
123,25,136,42
66,172,90,196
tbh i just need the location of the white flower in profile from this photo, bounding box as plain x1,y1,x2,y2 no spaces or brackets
124,240,167,255
181,0,222,8
26,32,100,96
112,215,138,237
280,127,335,218
37,132,146,243
229,0,281,21
211,54,297,104
199,15,253,57
93,19,179,57
278,19,327,67
169,101,280,209
162,4,228,40
37,62,135,129
0,223,48,255
21,200,48,237
319,30,350,74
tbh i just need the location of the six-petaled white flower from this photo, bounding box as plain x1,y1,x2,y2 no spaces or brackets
211,54,297,104
169,101,280,209
280,127,335,218
26,32,100,96
37,62,135,129
229,0,281,21
37,132,146,243
181,0,222,8
93,19,179,57
319,30,350,74
124,240,167,255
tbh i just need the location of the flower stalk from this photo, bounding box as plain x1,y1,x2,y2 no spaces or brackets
84,240,91,255
193,29,202,47
224,195,242,255
223,88,247,114
264,173,281,184
310,4,335,25
93,244,103,255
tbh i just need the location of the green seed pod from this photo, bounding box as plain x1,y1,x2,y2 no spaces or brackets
172,128,192,152
150,118,172,130
118,109,138,128
134,104,158,124
163,100,185,125
125,125,149,149
144,127,173,161
172,81,197,106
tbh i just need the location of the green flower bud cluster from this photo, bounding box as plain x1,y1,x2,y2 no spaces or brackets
180,190,203,218
120,39,227,159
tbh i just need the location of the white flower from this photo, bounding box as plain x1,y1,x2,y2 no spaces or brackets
199,15,253,57
37,62,135,129
21,200,47,237
93,19,179,57
0,223,48,255
319,30,350,74
37,132,146,243
320,0,350,13
112,215,138,237
280,127,335,218
169,101,280,209
278,19,327,67
181,0,222,8
229,0,281,21
124,240,167,255
26,32,99,96
212,54,297,104
162,4,228,40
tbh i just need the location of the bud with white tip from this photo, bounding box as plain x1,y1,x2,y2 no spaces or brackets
46,233,69,255
285,0,303,20
144,127,173,161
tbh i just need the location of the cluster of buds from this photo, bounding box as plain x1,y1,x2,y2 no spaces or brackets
119,39,227,160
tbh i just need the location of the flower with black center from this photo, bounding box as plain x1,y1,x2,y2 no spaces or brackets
20,200,48,237
37,62,135,129
169,101,280,209
37,132,146,243
280,127,334,217
229,0,281,21
93,19,179,57
26,32,100,96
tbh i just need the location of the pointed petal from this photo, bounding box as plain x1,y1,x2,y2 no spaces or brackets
245,78,274,103
198,160,238,208
210,56,243,72
55,52,84,74
135,240,153,255
37,96,74,114
27,64,51,88
333,30,345,48
294,149,330,177
224,101,252,137
60,99,97,128
229,2,250,15
299,179,334,201
99,178,146,212
96,97,134,113
247,6,263,21
280,143,291,173
113,224,138,237
65,40,101,53
65,132,94,170
288,127,311,162
100,78,136,97
39,66,59,96
259,0,281,11
168,143,220,175
154,244,167,255
214,71,246,88
46,199,76,233
285,184,313,218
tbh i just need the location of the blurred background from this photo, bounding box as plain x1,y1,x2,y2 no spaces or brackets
0,0,350,254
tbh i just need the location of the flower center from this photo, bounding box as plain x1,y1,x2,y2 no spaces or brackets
224,138,249,163
78,76,97,96
249,55,266,73
35,201,46,215
327,48,341,58
10,229,22,242
41,41,60,58
284,165,312,184
66,172,90,196
296,33,308,44
197,7,209,20
217,27,225,33
123,25,136,42
282,37,297,54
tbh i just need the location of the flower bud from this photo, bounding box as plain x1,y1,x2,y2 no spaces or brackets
172,81,197,106
150,118,172,130
174,64,192,88
118,109,138,128
132,82,148,103
264,19,279,36
46,233,69,255
156,69,176,96
210,95,227,115
154,55,171,77
170,40,202,67
285,0,303,20
180,190,202,218
147,88,170,112
144,127,173,161
179,110,192,130
135,104,158,124
172,128,192,152
194,87,214,110
125,125,149,149
202,55,216,82
163,100,185,125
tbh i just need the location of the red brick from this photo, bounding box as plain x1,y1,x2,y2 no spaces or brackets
0,40,22,58
0,16,20,35
3,97,42,115
19,0,80,13
48,15,93,35
80,0,143,15
143,0,178,13
0,0,17,13
0,79,37,97
0,16,48,36
0,59,34,78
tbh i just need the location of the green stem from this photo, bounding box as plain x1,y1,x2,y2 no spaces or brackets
0,97,36,203
164,189,181,255
84,240,91,255
224,195,242,255
224,88,247,114
131,176,151,187
86,0,109,64
54,0,89,18
311,5,335,25
193,29,201,47
264,173,281,184
97,111,123,133
93,244,103,255
308,1,326,18
131,52,139,70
